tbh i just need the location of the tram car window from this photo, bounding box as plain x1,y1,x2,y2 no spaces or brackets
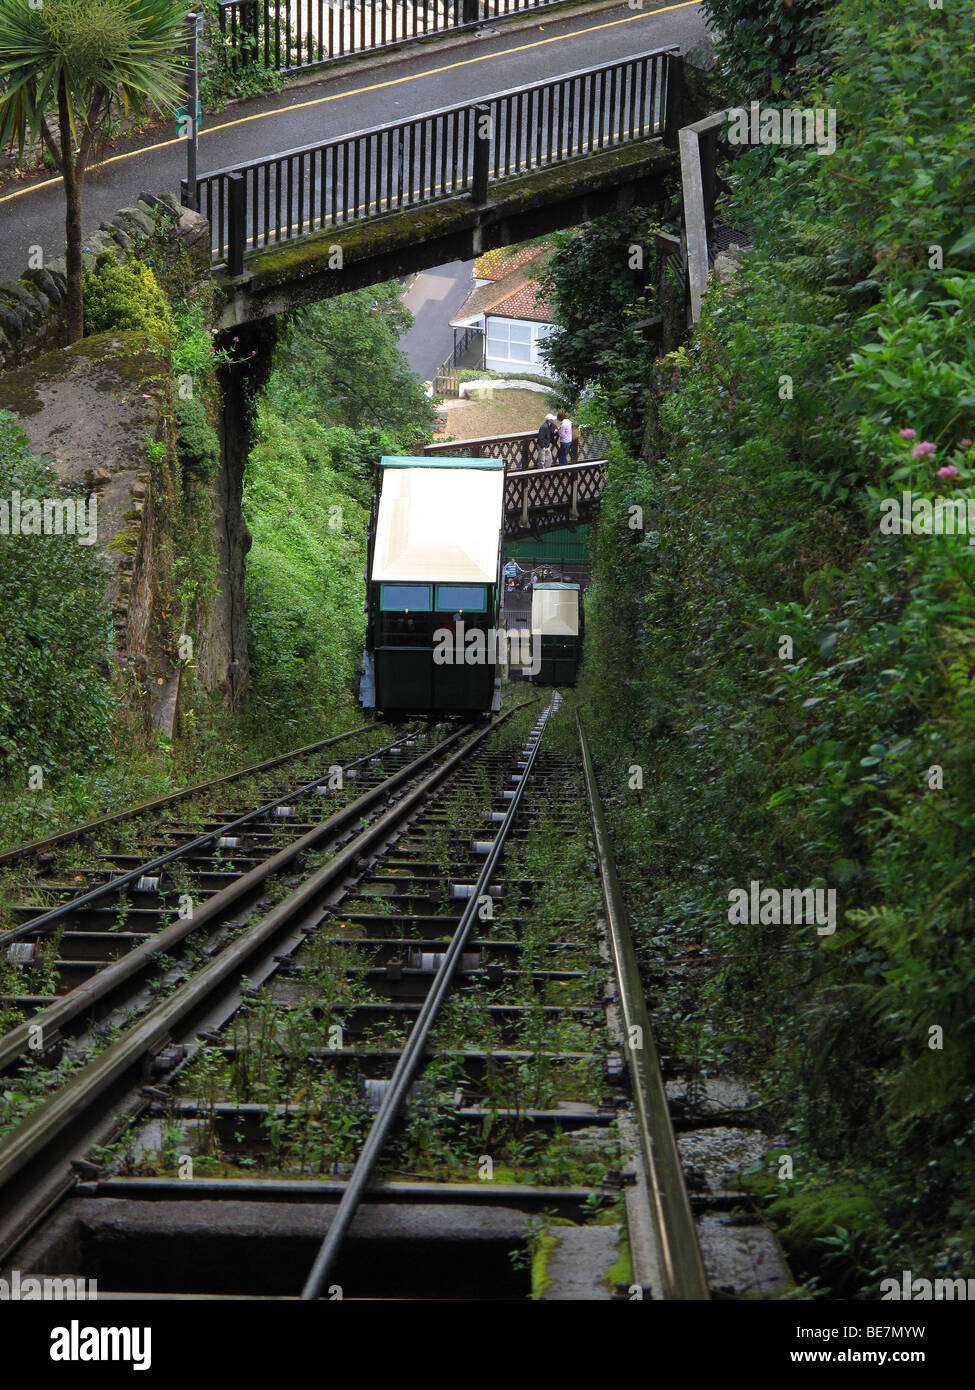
359,457,505,716
529,582,583,687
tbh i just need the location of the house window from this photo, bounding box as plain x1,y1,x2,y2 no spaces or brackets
533,323,555,365
486,319,533,364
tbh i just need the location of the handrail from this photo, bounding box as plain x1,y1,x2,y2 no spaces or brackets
679,110,727,324
199,45,678,180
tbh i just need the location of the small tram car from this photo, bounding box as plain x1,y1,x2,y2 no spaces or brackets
359,456,505,717
530,581,584,687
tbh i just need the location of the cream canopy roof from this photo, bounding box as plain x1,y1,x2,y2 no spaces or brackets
373,461,505,584
531,586,580,636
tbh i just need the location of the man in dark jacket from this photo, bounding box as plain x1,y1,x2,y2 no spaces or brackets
537,414,556,467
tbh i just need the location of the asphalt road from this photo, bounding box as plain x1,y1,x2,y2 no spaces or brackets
0,1,706,284
400,259,476,381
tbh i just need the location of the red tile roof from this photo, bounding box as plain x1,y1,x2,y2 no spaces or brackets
489,280,554,323
453,242,556,326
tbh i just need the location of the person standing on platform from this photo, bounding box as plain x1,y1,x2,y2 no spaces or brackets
537,414,556,467
557,412,573,468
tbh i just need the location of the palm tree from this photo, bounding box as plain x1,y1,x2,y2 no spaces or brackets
0,0,187,342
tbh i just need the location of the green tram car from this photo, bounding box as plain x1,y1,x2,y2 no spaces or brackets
359,456,505,717
530,581,584,687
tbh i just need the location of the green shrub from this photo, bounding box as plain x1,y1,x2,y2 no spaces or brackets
244,408,369,738
83,256,173,345
176,396,220,479
701,0,828,100
0,412,112,777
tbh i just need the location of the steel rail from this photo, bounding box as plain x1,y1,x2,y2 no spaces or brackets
0,723,466,1075
0,727,418,952
0,711,527,1227
575,711,709,1301
301,696,555,1298
0,725,373,869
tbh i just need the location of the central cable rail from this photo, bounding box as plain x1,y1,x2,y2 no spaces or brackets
301,697,558,1297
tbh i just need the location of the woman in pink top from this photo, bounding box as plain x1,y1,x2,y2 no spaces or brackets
557,413,573,467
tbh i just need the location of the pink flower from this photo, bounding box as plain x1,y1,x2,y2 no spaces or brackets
899,428,916,440
729,399,736,409
815,415,824,424
911,441,937,459
961,438,972,447
937,465,959,478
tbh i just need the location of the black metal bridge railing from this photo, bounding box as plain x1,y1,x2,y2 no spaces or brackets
216,0,569,74
192,47,679,271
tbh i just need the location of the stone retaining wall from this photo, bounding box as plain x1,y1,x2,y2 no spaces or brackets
0,191,211,372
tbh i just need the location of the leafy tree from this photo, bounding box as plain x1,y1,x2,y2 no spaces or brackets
270,284,436,450
539,207,661,452
701,0,828,101
0,0,186,341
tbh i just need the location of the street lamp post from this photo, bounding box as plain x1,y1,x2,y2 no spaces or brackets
182,10,204,209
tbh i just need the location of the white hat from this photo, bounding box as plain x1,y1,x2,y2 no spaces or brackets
545,413,556,420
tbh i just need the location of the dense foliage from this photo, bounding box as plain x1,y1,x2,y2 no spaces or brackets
0,412,112,777
701,0,828,100
244,285,434,736
268,285,436,448
539,208,663,454
83,256,174,343
578,0,975,1290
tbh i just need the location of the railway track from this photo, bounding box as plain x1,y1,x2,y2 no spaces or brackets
0,722,437,1073
0,697,714,1299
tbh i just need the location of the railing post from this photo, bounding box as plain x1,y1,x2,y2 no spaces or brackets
521,482,530,528
521,437,531,470
227,172,246,276
461,0,480,23
663,52,684,149
570,474,579,521
472,102,491,204
700,124,718,239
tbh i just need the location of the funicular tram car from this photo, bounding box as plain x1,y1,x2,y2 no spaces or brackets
359,456,506,716
529,581,584,687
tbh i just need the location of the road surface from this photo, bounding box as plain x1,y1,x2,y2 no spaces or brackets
0,2,706,283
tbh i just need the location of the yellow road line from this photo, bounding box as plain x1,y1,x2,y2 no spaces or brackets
0,1,697,204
